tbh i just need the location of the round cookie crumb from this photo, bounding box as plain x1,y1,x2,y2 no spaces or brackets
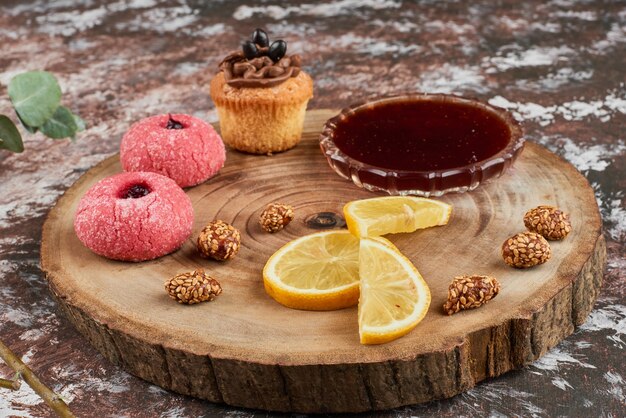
74,171,194,262
524,205,571,240
197,220,241,261
120,113,226,188
443,275,500,315
502,231,551,269
165,269,222,305
259,203,294,233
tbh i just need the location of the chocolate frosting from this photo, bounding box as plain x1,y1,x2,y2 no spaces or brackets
219,48,302,88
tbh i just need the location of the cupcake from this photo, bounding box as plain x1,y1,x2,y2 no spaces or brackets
210,28,314,155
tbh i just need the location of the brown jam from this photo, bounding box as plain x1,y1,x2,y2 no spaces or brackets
120,184,151,199
331,99,512,171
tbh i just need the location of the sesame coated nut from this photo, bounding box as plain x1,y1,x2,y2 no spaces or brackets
524,205,571,240
259,203,295,233
165,269,222,305
502,231,551,268
197,220,241,261
443,275,500,315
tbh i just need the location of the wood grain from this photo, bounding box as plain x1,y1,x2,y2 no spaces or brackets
40,109,605,413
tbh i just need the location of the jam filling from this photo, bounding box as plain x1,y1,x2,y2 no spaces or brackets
332,100,511,171
166,114,184,130
120,184,151,199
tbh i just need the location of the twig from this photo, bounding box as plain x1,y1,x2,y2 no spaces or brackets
0,372,21,390
0,339,75,417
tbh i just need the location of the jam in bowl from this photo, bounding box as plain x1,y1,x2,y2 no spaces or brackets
319,93,525,196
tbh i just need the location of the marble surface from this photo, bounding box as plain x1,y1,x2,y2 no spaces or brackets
0,0,624,416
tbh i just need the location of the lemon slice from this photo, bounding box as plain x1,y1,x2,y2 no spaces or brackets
343,196,452,238
358,237,431,344
263,230,360,311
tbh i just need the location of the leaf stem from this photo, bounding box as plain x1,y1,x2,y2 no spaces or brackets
0,339,75,417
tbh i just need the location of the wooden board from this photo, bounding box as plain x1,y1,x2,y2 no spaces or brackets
40,109,605,413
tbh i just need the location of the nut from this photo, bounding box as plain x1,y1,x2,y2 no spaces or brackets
502,231,551,268
197,220,241,261
524,205,571,240
443,275,500,315
165,269,222,304
259,203,294,233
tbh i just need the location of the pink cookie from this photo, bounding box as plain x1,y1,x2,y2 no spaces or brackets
120,114,226,188
74,172,194,262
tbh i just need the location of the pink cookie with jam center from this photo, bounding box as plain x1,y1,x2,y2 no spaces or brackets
74,171,194,262
120,114,226,188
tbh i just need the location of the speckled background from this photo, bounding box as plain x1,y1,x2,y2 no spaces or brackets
0,1,624,417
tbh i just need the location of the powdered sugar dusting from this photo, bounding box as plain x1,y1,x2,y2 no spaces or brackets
483,46,575,73
533,135,626,172
330,33,421,56
19,328,46,341
588,185,626,245
160,406,188,417
233,0,400,20
591,23,626,53
58,373,131,401
424,19,475,36
532,346,597,372
1,308,33,327
417,64,487,94
516,68,594,91
461,382,546,416
490,96,557,125
0,151,111,229
603,199,626,242
603,371,625,402
34,7,108,36
489,90,626,125
115,5,200,33
554,10,598,21
579,305,626,348
0,382,43,417
6,1,226,37
551,377,574,391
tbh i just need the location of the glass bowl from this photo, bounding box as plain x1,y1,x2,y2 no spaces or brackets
319,93,525,197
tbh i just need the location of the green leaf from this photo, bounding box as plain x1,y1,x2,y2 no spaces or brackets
72,113,86,132
40,106,77,139
8,71,62,128
0,114,24,153
17,112,38,134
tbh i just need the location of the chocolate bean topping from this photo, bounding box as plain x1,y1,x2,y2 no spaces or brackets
268,40,287,62
219,31,301,88
251,28,270,47
242,41,259,60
